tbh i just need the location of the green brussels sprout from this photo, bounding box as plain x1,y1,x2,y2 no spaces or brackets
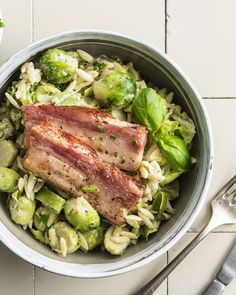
0,140,18,167
14,82,37,105
9,192,36,225
48,221,80,255
35,82,61,103
104,226,130,255
0,167,20,192
40,48,78,84
33,206,58,232
31,228,45,243
0,117,14,141
67,51,79,59
9,108,22,129
93,71,136,108
55,94,81,106
64,197,100,232
83,227,105,250
110,108,126,121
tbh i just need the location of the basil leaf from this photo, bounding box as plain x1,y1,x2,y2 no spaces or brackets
156,133,191,171
132,88,167,134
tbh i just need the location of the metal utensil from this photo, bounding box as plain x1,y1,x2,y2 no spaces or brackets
202,241,236,295
135,175,236,295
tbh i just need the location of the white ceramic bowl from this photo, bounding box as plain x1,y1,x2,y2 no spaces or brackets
0,30,213,278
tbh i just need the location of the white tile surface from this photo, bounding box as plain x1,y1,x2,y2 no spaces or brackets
0,242,33,295
168,233,236,295
190,99,236,232
0,0,31,64
35,254,167,295
168,0,236,97
33,0,165,50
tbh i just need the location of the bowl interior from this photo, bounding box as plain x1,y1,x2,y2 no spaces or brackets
0,32,212,276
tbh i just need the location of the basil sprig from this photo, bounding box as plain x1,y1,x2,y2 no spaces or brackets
132,88,167,134
155,133,191,171
132,87,191,172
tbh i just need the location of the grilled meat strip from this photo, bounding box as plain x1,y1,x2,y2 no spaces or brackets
22,104,148,172
22,125,144,225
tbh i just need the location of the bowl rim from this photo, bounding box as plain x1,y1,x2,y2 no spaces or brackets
0,29,214,278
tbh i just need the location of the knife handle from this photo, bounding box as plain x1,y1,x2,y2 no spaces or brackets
202,278,225,295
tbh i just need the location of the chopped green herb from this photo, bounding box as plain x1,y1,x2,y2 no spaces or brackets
40,214,49,224
82,186,98,193
98,136,103,141
121,159,126,164
110,134,116,140
96,125,105,132
97,147,103,152
114,152,118,157
93,60,105,71
132,139,137,145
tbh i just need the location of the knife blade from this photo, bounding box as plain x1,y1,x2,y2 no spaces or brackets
202,241,236,295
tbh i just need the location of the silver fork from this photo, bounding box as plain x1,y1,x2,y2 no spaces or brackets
135,175,236,295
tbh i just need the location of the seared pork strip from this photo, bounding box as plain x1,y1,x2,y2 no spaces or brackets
23,125,144,225
22,104,147,171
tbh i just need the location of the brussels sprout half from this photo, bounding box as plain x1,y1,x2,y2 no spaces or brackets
40,48,78,84
83,227,105,250
0,167,20,192
9,192,36,225
48,221,80,255
64,197,100,232
93,71,136,108
33,206,58,232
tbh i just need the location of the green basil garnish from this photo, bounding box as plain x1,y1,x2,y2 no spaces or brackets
156,133,191,171
132,88,167,134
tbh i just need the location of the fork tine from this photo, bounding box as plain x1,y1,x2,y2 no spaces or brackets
214,175,236,199
223,187,236,201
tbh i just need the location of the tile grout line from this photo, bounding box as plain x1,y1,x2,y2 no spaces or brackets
31,0,35,42
164,0,168,53
33,266,35,295
188,230,236,234
203,97,236,99
167,251,169,295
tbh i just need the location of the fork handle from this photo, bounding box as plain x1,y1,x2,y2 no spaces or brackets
202,278,225,295
135,220,219,295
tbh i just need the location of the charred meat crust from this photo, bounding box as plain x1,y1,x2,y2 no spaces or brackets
23,125,144,225
22,104,148,171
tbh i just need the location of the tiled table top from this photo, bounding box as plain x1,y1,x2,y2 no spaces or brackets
0,1,236,294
